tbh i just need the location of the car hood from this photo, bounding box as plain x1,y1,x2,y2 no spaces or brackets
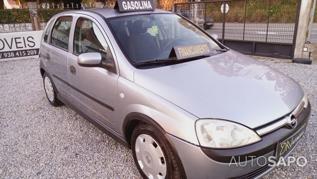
134,51,304,129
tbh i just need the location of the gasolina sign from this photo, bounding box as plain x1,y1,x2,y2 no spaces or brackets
0,31,42,60
116,0,155,12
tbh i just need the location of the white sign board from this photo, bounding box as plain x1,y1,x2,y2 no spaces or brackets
0,30,43,60
220,3,229,14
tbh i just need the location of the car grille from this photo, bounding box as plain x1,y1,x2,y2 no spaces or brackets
292,100,305,119
255,98,309,136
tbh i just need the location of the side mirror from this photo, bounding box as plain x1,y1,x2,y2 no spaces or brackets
211,34,218,40
78,52,102,67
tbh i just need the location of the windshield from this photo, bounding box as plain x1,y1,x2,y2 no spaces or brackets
107,13,223,66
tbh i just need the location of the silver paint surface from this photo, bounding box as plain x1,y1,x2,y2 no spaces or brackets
134,51,304,128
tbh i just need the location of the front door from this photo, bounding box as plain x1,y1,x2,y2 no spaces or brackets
67,17,118,128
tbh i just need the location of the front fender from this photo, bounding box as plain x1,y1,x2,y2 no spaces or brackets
116,77,199,145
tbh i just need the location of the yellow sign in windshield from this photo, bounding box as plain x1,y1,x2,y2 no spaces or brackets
174,43,211,60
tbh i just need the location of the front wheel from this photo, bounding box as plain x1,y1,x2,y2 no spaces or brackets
131,124,185,179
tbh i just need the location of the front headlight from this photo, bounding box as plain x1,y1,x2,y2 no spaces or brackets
196,119,261,148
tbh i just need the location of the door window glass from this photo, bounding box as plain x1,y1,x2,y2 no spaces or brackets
51,16,72,50
44,19,55,43
73,18,114,67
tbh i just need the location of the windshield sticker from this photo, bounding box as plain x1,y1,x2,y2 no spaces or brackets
174,43,211,60
147,25,159,37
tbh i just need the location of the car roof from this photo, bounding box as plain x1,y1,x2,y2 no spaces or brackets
60,8,172,19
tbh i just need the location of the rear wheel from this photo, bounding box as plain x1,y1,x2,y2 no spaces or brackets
43,73,62,106
131,124,185,179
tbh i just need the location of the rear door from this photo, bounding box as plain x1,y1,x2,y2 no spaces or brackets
48,16,73,97
39,17,55,67
66,16,119,128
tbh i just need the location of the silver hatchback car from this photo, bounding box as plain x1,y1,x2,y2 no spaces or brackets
39,6,311,179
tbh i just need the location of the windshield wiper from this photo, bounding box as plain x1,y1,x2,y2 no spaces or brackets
135,59,178,67
178,54,211,61
214,48,229,53
134,48,227,68
135,54,214,67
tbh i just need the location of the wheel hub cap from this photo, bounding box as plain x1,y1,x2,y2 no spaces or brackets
135,134,167,179
44,76,54,102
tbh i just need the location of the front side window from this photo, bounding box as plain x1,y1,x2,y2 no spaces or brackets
51,16,72,50
73,17,114,68
107,13,223,67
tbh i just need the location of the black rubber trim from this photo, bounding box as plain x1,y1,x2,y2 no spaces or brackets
230,165,271,179
201,103,311,163
123,113,167,142
52,74,115,111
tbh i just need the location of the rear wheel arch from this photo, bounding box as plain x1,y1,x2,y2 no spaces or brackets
40,68,45,77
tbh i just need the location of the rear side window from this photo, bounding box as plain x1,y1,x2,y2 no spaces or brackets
50,16,72,50
43,19,54,43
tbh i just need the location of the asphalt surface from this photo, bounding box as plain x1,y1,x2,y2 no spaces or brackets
207,23,317,44
0,57,316,178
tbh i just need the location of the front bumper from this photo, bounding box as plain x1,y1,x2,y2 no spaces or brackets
167,103,311,179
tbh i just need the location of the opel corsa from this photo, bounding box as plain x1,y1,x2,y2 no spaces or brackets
39,3,311,179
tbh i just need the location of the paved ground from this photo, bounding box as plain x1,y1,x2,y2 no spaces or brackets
0,57,316,178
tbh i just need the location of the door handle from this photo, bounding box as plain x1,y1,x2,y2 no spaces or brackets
70,65,76,74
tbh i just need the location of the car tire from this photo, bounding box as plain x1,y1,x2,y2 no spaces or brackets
131,124,185,179
43,73,63,106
